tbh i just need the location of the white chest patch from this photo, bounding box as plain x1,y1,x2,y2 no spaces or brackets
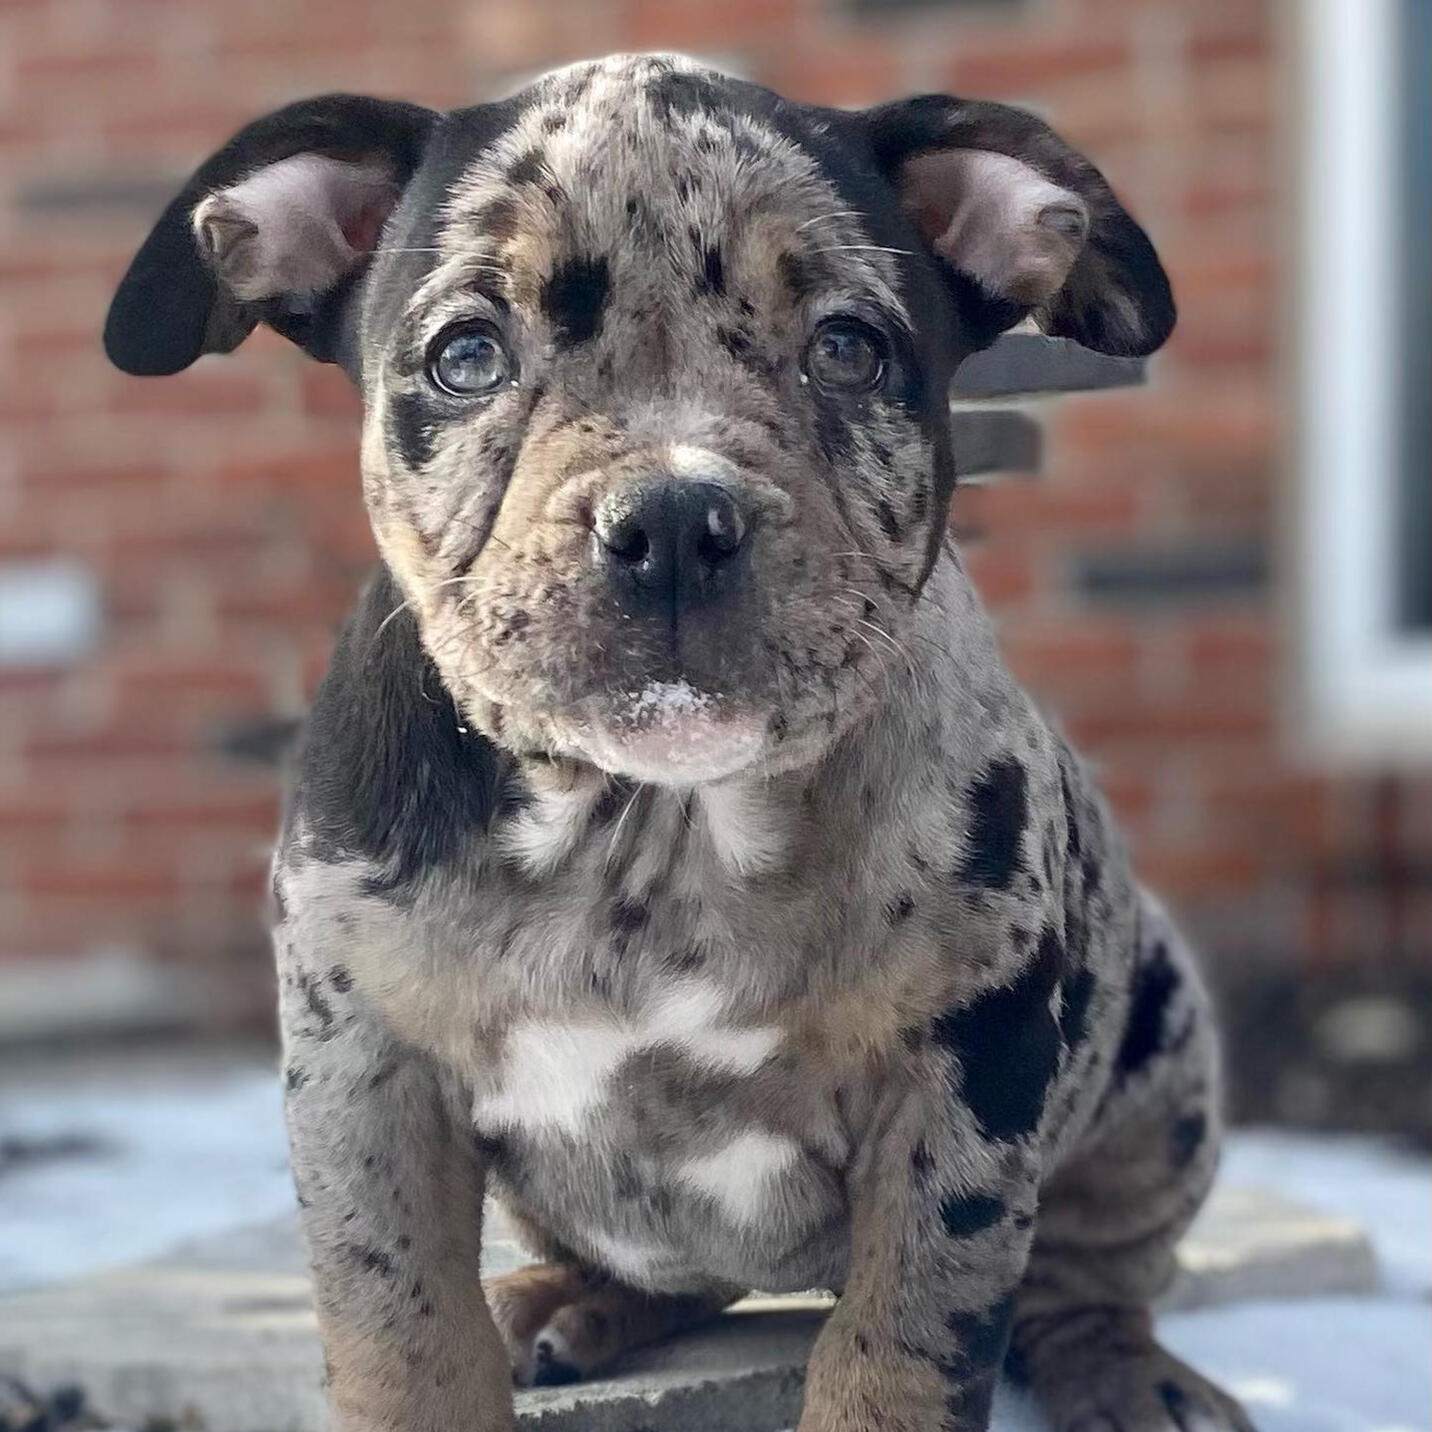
472,981,783,1136
499,779,608,878
695,781,790,877
676,1130,799,1226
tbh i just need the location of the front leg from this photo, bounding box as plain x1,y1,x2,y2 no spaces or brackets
278,929,514,1432
799,1072,1038,1432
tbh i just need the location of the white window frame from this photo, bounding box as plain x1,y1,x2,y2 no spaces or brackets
1292,0,1432,764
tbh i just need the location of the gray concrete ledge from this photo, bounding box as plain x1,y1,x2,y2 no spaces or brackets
0,1183,1377,1432
951,333,1146,401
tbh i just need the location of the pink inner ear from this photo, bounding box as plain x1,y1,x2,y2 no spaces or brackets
897,147,1089,309
341,200,390,256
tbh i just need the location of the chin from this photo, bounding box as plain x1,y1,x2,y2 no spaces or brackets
565,681,773,786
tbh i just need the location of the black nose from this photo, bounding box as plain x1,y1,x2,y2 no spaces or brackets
593,480,750,614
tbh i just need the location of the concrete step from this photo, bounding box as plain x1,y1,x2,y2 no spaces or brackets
0,1183,1377,1432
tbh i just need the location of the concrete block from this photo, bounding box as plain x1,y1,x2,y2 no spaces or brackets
0,1184,1377,1432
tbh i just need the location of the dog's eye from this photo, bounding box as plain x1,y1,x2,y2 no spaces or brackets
803,318,889,395
427,323,513,397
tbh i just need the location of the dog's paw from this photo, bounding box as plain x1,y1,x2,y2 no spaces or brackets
527,1321,586,1388
485,1263,592,1388
1052,1356,1255,1432
486,1263,732,1388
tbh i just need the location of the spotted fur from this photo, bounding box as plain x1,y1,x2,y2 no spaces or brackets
106,55,1241,1432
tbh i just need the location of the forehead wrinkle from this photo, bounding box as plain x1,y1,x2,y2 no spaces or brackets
405,239,511,323
430,55,911,331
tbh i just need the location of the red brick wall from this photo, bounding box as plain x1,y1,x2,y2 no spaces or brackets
1,0,1427,1022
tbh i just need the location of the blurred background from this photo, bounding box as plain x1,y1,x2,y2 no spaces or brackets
0,0,1428,1152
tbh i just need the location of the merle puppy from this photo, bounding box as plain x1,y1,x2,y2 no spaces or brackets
105,54,1252,1432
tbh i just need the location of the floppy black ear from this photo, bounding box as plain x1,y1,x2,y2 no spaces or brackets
865,94,1175,357
103,94,438,377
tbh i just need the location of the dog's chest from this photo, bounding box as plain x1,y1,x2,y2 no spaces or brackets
475,980,855,1294
470,977,785,1136
287,774,964,1295
468,902,859,1294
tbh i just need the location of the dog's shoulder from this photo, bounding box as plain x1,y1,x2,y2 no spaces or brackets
287,564,515,889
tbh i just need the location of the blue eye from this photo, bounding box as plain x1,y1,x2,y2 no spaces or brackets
803,317,889,395
427,322,513,396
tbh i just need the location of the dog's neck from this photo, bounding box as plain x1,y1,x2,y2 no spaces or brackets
495,551,1001,889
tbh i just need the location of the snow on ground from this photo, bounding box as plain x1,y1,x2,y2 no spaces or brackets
0,1047,1427,1430
0,1045,294,1293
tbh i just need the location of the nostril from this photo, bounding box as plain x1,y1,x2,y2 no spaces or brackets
695,496,746,566
696,527,738,564
600,518,650,566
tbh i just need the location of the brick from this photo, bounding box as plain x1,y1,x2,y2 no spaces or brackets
1189,56,1274,135
1003,618,1143,686
943,36,1132,97
752,44,907,106
299,367,363,420
114,370,269,418
1183,613,1276,675
1069,699,1271,748
215,445,363,489
617,0,801,53
14,45,160,81
962,545,1038,608
1138,847,1265,900
18,861,183,901
970,475,1143,539
121,792,280,830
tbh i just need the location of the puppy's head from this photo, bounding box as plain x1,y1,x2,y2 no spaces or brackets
107,55,1173,786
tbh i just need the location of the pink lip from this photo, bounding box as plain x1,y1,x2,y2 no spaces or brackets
573,683,767,784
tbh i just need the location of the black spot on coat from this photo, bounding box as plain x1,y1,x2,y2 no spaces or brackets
295,567,513,891
1058,965,1095,1050
814,402,854,466
939,1192,1005,1237
960,757,1028,889
946,1292,1017,1375
611,899,649,935
647,67,719,123
506,147,547,185
778,249,817,300
937,1291,1018,1424
387,391,436,470
299,972,335,1035
1169,1110,1207,1169
886,891,916,924
932,928,1064,1140
717,324,777,380
346,1242,396,1278
541,255,610,345
1117,940,1181,1076
697,244,725,296
1159,1379,1214,1431
473,196,520,243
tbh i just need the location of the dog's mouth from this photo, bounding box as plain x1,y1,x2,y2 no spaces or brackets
565,680,770,785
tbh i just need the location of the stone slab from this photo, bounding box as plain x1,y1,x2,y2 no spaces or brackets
950,410,1043,479
0,1184,1376,1432
951,332,1146,401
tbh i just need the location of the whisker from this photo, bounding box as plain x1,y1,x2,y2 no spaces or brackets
810,244,913,258
794,210,864,233
855,618,917,676
605,785,645,870
371,598,414,646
